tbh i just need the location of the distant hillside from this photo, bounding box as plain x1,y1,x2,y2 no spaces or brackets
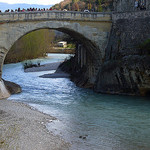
51,0,113,12
0,2,52,12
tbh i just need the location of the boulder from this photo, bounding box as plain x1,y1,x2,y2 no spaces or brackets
3,80,22,94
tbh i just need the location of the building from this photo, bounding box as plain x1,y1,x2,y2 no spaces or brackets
57,41,67,48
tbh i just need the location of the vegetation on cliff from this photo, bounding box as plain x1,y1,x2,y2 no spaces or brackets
51,0,113,12
139,39,150,55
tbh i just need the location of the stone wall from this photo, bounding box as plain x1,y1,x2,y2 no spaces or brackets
113,0,150,12
0,11,112,23
112,10,150,21
94,10,150,96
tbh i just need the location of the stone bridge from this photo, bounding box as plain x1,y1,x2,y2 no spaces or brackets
0,11,112,98
0,10,150,98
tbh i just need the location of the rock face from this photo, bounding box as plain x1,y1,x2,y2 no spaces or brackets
0,80,10,99
57,56,94,89
3,80,22,94
58,12,150,96
95,56,150,96
94,14,150,96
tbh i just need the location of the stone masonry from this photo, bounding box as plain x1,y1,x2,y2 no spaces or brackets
95,10,150,96
0,11,112,99
113,0,150,12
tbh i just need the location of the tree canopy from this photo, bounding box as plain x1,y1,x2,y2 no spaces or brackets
51,0,113,12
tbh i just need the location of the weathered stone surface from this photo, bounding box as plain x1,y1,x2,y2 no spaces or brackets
0,79,10,99
113,0,150,12
95,12,150,96
0,11,112,53
106,13,150,61
3,80,22,94
95,56,150,96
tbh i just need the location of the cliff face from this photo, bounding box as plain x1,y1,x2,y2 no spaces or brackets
94,13,150,96
95,56,150,96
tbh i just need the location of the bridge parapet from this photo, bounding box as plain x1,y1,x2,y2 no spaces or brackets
112,10,150,21
0,11,112,23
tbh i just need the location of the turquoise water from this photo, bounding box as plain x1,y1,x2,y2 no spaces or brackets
2,54,150,150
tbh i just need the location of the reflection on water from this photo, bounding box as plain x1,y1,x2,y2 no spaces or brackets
2,54,150,150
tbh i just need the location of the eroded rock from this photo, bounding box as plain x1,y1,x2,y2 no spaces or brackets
3,80,22,94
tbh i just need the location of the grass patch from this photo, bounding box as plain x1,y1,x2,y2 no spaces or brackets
66,44,76,49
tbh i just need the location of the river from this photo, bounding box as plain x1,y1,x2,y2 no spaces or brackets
2,53,150,150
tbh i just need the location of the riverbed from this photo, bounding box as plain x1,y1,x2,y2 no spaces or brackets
2,53,150,150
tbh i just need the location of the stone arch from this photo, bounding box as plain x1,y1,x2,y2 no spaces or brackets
0,21,105,80
2,21,102,54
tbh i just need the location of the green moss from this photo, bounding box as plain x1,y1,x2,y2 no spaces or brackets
139,39,150,53
118,39,121,46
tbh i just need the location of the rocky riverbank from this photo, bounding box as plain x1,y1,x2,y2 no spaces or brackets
0,100,70,150
24,62,70,78
3,80,22,94
0,79,22,99
24,62,61,72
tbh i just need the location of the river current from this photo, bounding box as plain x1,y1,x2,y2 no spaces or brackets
2,54,150,150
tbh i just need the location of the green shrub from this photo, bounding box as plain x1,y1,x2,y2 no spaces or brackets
22,60,41,70
139,39,150,52
67,44,76,49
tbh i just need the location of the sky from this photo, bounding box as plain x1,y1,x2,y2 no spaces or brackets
0,0,63,5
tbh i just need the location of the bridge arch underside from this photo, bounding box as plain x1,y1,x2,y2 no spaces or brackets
0,21,104,86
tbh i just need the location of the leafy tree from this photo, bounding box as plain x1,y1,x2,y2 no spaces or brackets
72,2,79,10
5,29,55,63
51,0,112,12
96,0,102,11
72,0,79,3
88,3,92,10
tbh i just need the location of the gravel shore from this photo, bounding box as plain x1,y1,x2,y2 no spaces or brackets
0,100,70,150
24,62,62,72
25,62,70,78
0,62,71,150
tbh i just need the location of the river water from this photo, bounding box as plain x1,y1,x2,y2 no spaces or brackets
2,54,150,150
